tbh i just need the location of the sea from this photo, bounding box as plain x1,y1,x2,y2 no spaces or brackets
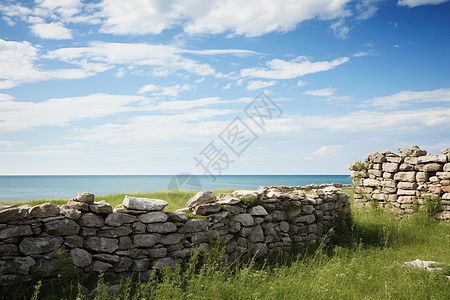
0,175,352,202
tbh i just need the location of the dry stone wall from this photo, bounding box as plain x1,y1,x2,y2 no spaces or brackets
0,186,350,284
348,146,450,220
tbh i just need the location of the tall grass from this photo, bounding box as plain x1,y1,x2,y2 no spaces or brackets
1,188,449,299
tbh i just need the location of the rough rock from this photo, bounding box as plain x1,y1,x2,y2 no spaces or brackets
0,225,32,240
89,200,113,214
29,203,60,218
19,236,63,255
231,214,254,227
45,219,80,236
75,192,95,204
184,219,208,232
84,237,119,253
193,203,221,215
146,222,177,234
186,191,217,208
104,213,137,227
138,211,168,223
398,146,427,157
59,205,82,220
67,199,89,211
70,248,92,267
247,205,268,216
123,196,168,211
77,213,104,227
132,234,160,247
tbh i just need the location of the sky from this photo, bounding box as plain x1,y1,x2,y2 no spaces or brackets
0,0,449,176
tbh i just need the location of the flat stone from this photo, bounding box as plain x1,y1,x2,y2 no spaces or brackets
397,182,418,190
67,199,89,211
29,203,60,218
398,146,427,157
45,218,80,235
77,213,104,227
232,190,259,201
0,225,32,240
193,203,221,215
217,197,241,205
0,206,28,222
30,258,59,277
184,219,208,232
0,244,18,255
231,214,254,227
19,236,63,255
104,213,137,226
138,211,168,223
64,235,84,248
89,200,113,214
382,162,399,172
444,163,450,172
113,257,132,272
417,154,447,163
166,211,188,222
422,163,443,172
84,237,119,253
436,172,450,180
70,248,92,267
191,231,208,244
130,258,149,271
148,247,167,258
363,179,381,187
249,225,264,243
146,222,177,234
118,236,132,250
152,258,176,269
247,205,268,216
92,253,120,263
91,260,112,272
123,196,168,211
394,172,417,182
97,226,133,238
186,191,217,208
159,233,183,245
59,205,82,220
0,256,35,275
132,234,160,247
75,192,95,204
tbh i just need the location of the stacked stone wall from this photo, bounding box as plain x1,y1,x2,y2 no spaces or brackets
348,146,450,220
0,185,350,283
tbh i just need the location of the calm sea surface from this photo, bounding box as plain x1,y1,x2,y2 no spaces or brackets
0,175,351,202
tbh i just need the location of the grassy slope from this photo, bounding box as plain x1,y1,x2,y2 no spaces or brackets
2,188,449,299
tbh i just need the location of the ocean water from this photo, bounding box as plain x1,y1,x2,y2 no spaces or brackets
0,175,352,202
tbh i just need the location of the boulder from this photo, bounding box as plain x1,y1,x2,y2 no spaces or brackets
132,234,160,247
89,200,113,214
382,163,399,172
59,205,82,220
193,203,221,215
146,222,177,234
0,256,35,275
186,191,216,208
394,172,417,182
77,213,104,227
184,219,208,232
247,205,268,216
75,192,95,204
417,154,447,164
84,237,119,253
231,214,254,227
123,196,168,211
70,248,92,267
45,219,80,235
104,213,137,227
67,199,89,211
159,233,184,245
398,146,427,157
0,225,32,240
138,211,168,223
19,236,63,255
29,203,60,218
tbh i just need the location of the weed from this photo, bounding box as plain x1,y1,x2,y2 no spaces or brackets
423,195,443,218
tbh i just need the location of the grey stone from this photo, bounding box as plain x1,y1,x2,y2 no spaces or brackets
84,237,119,253
0,225,32,240
130,258,149,271
29,203,60,218
397,182,418,190
382,163,399,172
70,248,92,267
217,197,241,205
19,236,63,255
185,219,208,232
98,226,133,238
0,206,27,222
89,200,113,214
92,260,113,272
247,205,268,216
67,199,89,211
123,195,168,211
59,205,82,220
186,191,217,208
132,234,160,247
92,253,120,263
118,236,132,250
104,213,137,226
138,211,168,223
363,179,381,187
64,235,84,248
302,205,315,214
45,218,80,235
394,172,417,182
0,244,18,255
249,225,264,243
416,172,429,182
132,222,146,233
279,221,289,233
160,233,183,245
76,192,95,204
399,163,415,171
191,231,208,244
231,214,254,227
167,211,188,222
417,154,447,163
171,248,194,258
30,258,59,276
193,203,221,215
367,152,386,163
148,247,167,258
398,146,427,157
77,213,104,227
113,257,132,272
146,222,177,234
0,256,35,275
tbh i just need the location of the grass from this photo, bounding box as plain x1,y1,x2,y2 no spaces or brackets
1,187,449,299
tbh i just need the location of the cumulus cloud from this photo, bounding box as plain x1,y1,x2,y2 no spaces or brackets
330,19,349,39
246,80,276,91
30,22,73,39
368,88,450,109
313,145,343,156
303,88,336,97
241,56,349,80
138,83,191,97
398,0,449,7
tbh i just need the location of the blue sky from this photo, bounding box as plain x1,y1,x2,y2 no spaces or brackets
0,0,449,175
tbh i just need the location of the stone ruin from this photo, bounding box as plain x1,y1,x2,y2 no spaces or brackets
348,145,450,220
0,185,350,283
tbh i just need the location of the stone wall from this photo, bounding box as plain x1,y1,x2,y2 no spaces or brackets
0,186,350,283
348,146,450,220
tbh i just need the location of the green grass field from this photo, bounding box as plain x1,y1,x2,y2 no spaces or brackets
1,187,449,299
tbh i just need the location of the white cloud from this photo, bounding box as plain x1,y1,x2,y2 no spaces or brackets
0,93,152,133
30,22,73,39
241,56,349,80
246,80,276,91
194,77,205,83
138,83,191,96
356,0,381,20
0,93,14,101
369,88,450,109
398,0,449,7
95,0,352,37
297,80,307,87
236,79,243,86
303,88,336,97
313,145,343,155
330,19,349,39
353,49,377,57
223,83,231,90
